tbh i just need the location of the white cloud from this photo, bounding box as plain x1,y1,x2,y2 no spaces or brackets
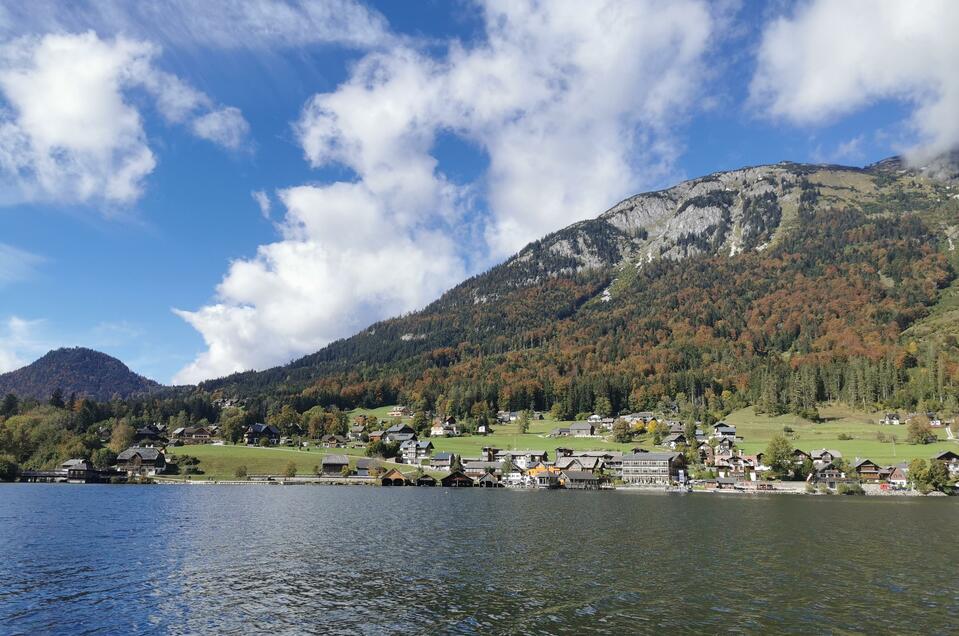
0,0,392,51
751,0,959,159
0,31,250,205
192,107,251,151
0,316,46,373
172,183,464,383
0,243,44,285
251,190,272,220
176,0,722,382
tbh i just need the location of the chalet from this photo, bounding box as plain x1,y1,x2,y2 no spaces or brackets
662,433,688,449
559,470,601,490
550,427,570,437
852,458,885,481
348,426,366,442
320,434,347,448
494,450,548,470
711,422,736,441
462,461,502,478
927,413,943,427
383,423,416,443
415,474,437,487
400,439,433,464
624,412,655,424
696,442,714,465
244,423,280,446
475,422,492,435
810,449,843,467
569,422,595,437
599,417,617,431
116,447,166,477
388,406,411,418
171,426,212,444
881,413,902,426
621,452,685,486
526,463,560,488
355,458,374,477
587,414,603,423
792,449,812,465
555,456,602,473
380,468,409,486
933,450,959,477
441,470,474,487
135,424,165,444
430,417,460,437
475,473,503,487
430,452,455,471
368,430,385,443
320,454,350,476
808,462,853,491
715,455,757,480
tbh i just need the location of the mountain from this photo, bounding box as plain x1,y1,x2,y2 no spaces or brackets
0,348,162,402
202,155,959,417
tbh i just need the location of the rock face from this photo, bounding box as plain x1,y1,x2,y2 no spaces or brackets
0,347,161,401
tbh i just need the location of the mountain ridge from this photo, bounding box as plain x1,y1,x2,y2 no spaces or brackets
0,347,162,402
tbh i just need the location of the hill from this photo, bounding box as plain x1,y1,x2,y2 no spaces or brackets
201,155,959,420
0,348,162,402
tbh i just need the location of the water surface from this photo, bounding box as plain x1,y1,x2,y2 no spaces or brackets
1,485,957,634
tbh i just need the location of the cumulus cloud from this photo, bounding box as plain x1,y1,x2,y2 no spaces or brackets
0,31,250,205
251,190,272,219
175,0,722,382
192,107,251,151
172,183,465,383
751,0,959,158
0,0,392,51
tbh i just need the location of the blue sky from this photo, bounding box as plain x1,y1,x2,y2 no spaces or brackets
0,0,955,384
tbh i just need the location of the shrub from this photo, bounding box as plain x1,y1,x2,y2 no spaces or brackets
837,433,853,440
0,454,19,481
234,465,247,479
837,482,864,495
284,461,297,478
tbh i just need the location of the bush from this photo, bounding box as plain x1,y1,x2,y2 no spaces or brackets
284,461,297,478
234,465,247,479
0,454,19,481
782,425,794,434
837,433,853,440
837,482,864,495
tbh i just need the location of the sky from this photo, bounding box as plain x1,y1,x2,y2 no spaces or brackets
0,0,957,384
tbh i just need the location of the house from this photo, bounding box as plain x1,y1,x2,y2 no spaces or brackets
933,450,959,477
348,426,366,442
320,434,347,448
711,422,736,440
475,422,493,435
852,458,886,481
415,474,437,487
624,412,655,424
430,417,460,437
134,424,165,444
549,427,570,437
569,422,595,437
388,406,411,417
475,473,503,487
462,460,503,478
380,468,409,486
430,452,455,471
715,454,757,480
810,449,843,467
887,464,909,488
116,447,166,477
808,462,853,491
60,459,100,483
494,450,548,470
587,414,603,423
355,458,374,477
503,465,528,487
526,463,560,488
927,413,943,427
662,432,688,449
621,452,685,485
555,456,603,472
400,439,433,464
441,470,474,487
383,423,416,443
881,413,902,426
368,430,385,443
244,423,280,445
559,470,601,490
171,426,211,444
320,454,350,476
792,448,812,464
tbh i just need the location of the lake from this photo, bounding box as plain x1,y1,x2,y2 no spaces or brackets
1,485,957,635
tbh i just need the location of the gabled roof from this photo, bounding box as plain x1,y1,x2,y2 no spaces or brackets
934,450,959,461
569,422,594,430
561,470,598,481
321,454,350,466
117,447,163,461
432,451,453,461
355,458,373,469
623,452,681,461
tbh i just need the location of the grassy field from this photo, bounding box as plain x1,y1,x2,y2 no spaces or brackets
163,444,409,481
168,402,958,479
726,404,956,465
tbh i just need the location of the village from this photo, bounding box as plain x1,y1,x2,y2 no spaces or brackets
16,406,959,495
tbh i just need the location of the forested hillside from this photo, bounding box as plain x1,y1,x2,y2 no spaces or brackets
0,348,161,402
200,155,959,422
